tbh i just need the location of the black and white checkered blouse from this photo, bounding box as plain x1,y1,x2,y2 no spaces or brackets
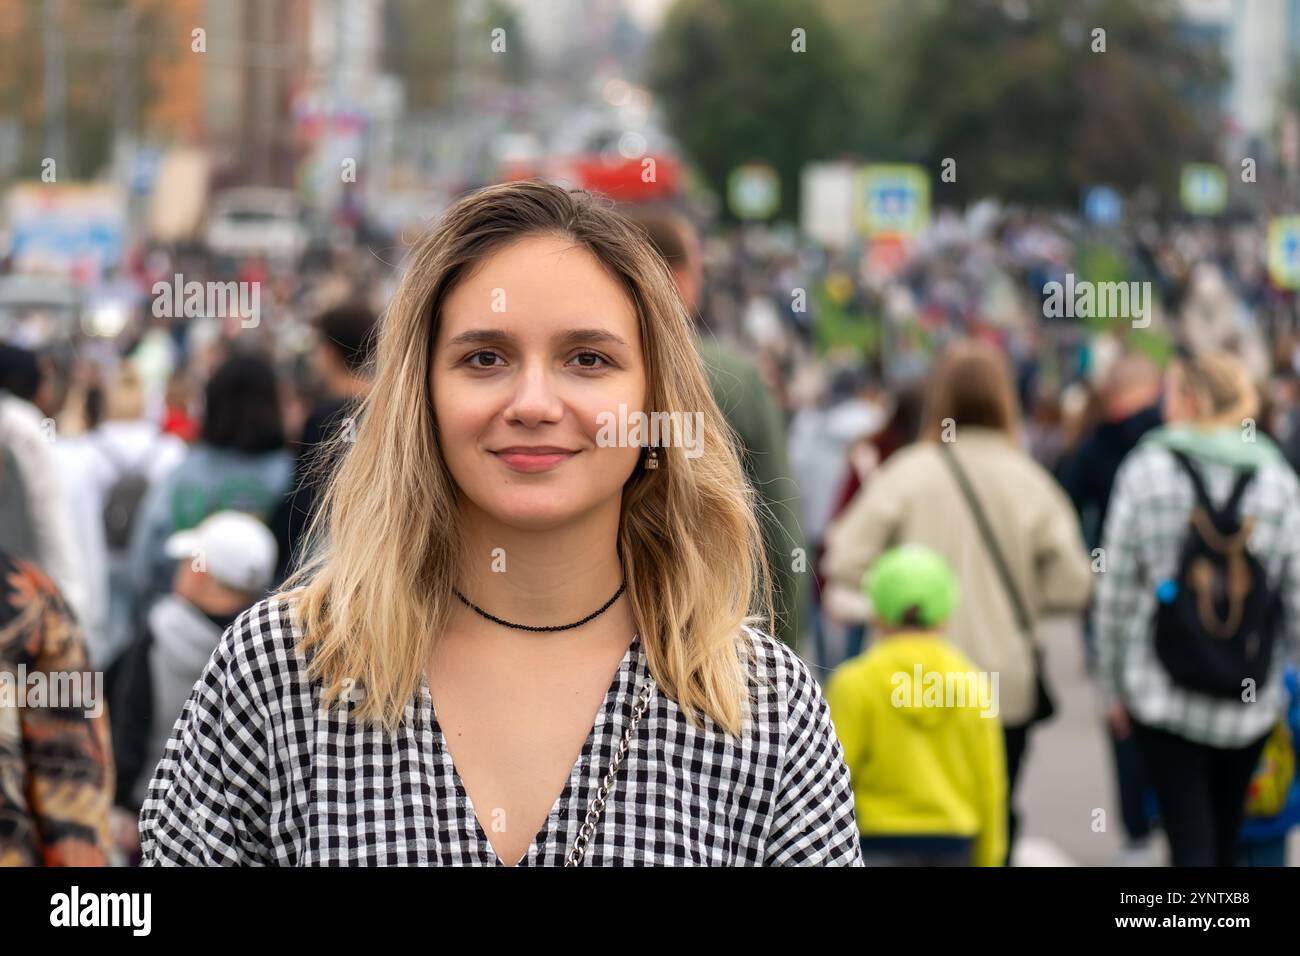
139,596,864,866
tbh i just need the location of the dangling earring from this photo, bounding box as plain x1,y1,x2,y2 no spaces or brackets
644,446,659,470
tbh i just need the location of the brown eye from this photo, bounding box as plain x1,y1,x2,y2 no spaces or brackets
570,351,610,370
467,350,504,369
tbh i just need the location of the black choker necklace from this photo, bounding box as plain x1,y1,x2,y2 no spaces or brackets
452,580,627,632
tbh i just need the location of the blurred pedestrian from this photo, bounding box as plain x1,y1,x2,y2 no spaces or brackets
270,302,377,581
824,338,1092,864
827,545,1006,866
630,208,811,651
1238,664,1300,866
129,351,292,614
1060,349,1163,863
1095,349,1300,866
159,371,199,443
111,511,277,862
0,551,113,866
819,379,926,662
0,344,90,626
54,362,186,671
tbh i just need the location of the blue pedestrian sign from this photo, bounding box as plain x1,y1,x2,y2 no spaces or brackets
857,164,930,238
1082,186,1123,227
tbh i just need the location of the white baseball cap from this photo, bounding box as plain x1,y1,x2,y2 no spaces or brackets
164,510,278,594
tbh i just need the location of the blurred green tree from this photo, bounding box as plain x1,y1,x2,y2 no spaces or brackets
648,0,861,221
890,0,1224,208
383,0,458,111
650,0,1224,215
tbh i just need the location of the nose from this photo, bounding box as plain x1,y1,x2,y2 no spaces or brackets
502,359,565,427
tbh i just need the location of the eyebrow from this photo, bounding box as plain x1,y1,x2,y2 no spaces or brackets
443,328,632,350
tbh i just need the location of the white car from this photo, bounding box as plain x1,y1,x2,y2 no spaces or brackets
204,188,308,265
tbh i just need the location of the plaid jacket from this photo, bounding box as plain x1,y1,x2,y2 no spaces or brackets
140,596,863,866
1094,440,1300,748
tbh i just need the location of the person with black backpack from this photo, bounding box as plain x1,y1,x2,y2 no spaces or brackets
53,362,185,671
1095,349,1300,867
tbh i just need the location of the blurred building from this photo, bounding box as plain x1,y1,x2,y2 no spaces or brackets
1180,0,1300,162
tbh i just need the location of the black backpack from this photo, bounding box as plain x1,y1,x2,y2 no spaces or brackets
96,438,153,552
1153,451,1281,698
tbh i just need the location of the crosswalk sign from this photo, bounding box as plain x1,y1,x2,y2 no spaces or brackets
1268,216,1300,290
858,165,930,238
1181,164,1227,216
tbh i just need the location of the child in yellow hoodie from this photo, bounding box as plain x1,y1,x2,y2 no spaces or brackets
826,545,1007,866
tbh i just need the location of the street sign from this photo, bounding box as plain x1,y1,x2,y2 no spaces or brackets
1268,216,1300,290
857,164,930,238
6,182,126,280
728,163,780,220
1180,164,1227,216
1082,186,1123,227
800,162,857,247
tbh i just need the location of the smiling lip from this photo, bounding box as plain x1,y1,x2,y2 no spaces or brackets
490,446,579,473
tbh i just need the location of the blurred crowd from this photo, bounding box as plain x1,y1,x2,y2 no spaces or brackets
2,197,1300,868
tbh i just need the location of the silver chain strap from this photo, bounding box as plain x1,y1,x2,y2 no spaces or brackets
563,675,656,866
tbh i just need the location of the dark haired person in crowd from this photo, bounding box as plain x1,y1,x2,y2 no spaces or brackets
129,350,292,613
629,208,810,651
0,345,89,625
271,303,378,581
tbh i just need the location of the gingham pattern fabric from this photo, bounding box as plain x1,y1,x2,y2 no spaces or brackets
1093,441,1300,748
139,596,864,866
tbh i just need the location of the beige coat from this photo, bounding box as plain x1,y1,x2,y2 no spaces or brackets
823,428,1092,725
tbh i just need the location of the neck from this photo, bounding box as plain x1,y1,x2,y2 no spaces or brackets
454,499,631,634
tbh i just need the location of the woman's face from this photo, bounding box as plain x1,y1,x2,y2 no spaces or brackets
431,234,647,531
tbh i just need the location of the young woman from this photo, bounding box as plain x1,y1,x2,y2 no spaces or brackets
1095,350,1300,866
139,181,861,866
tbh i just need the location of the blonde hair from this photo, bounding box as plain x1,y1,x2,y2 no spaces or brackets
283,181,774,736
1170,350,1258,427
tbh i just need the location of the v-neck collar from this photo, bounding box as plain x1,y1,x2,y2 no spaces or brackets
418,632,644,867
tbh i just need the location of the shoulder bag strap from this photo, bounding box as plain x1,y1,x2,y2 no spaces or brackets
939,443,1036,652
